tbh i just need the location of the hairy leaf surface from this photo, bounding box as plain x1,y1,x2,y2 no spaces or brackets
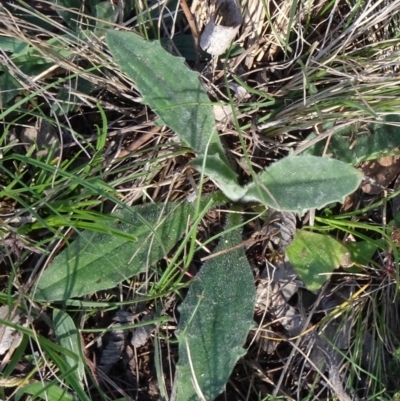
175,212,255,401
35,201,207,301
105,30,226,161
243,155,362,214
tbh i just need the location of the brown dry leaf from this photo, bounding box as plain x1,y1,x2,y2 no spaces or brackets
18,119,60,157
309,286,359,401
213,104,233,123
130,311,156,348
256,260,303,353
0,305,30,372
360,154,400,194
340,191,360,213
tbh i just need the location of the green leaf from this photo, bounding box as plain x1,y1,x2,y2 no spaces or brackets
105,30,226,161
0,71,21,106
243,155,363,214
15,382,76,401
343,240,382,273
0,36,29,55
49,0,83,31
11,37,73,77
175,211,255,401
286,230,349,292
305,115,400,164
35,201,210,301
191,154,246,201
53,309,85,382
94,2,119,36
0,314,89,401
346,240,380,266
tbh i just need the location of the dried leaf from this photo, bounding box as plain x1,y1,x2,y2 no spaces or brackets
18,119,60,156
256,260,303,354
0,305,28,356
360,154,400,194
130,312,156,348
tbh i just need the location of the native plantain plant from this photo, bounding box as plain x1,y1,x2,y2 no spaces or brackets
33,30,365,400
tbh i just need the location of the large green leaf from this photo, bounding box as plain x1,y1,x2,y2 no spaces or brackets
53,309,85,383
175,211,255,401
243,155,363,214
34,201,210,301
305,115,400,164
286,230,349,292
105,30,226,161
